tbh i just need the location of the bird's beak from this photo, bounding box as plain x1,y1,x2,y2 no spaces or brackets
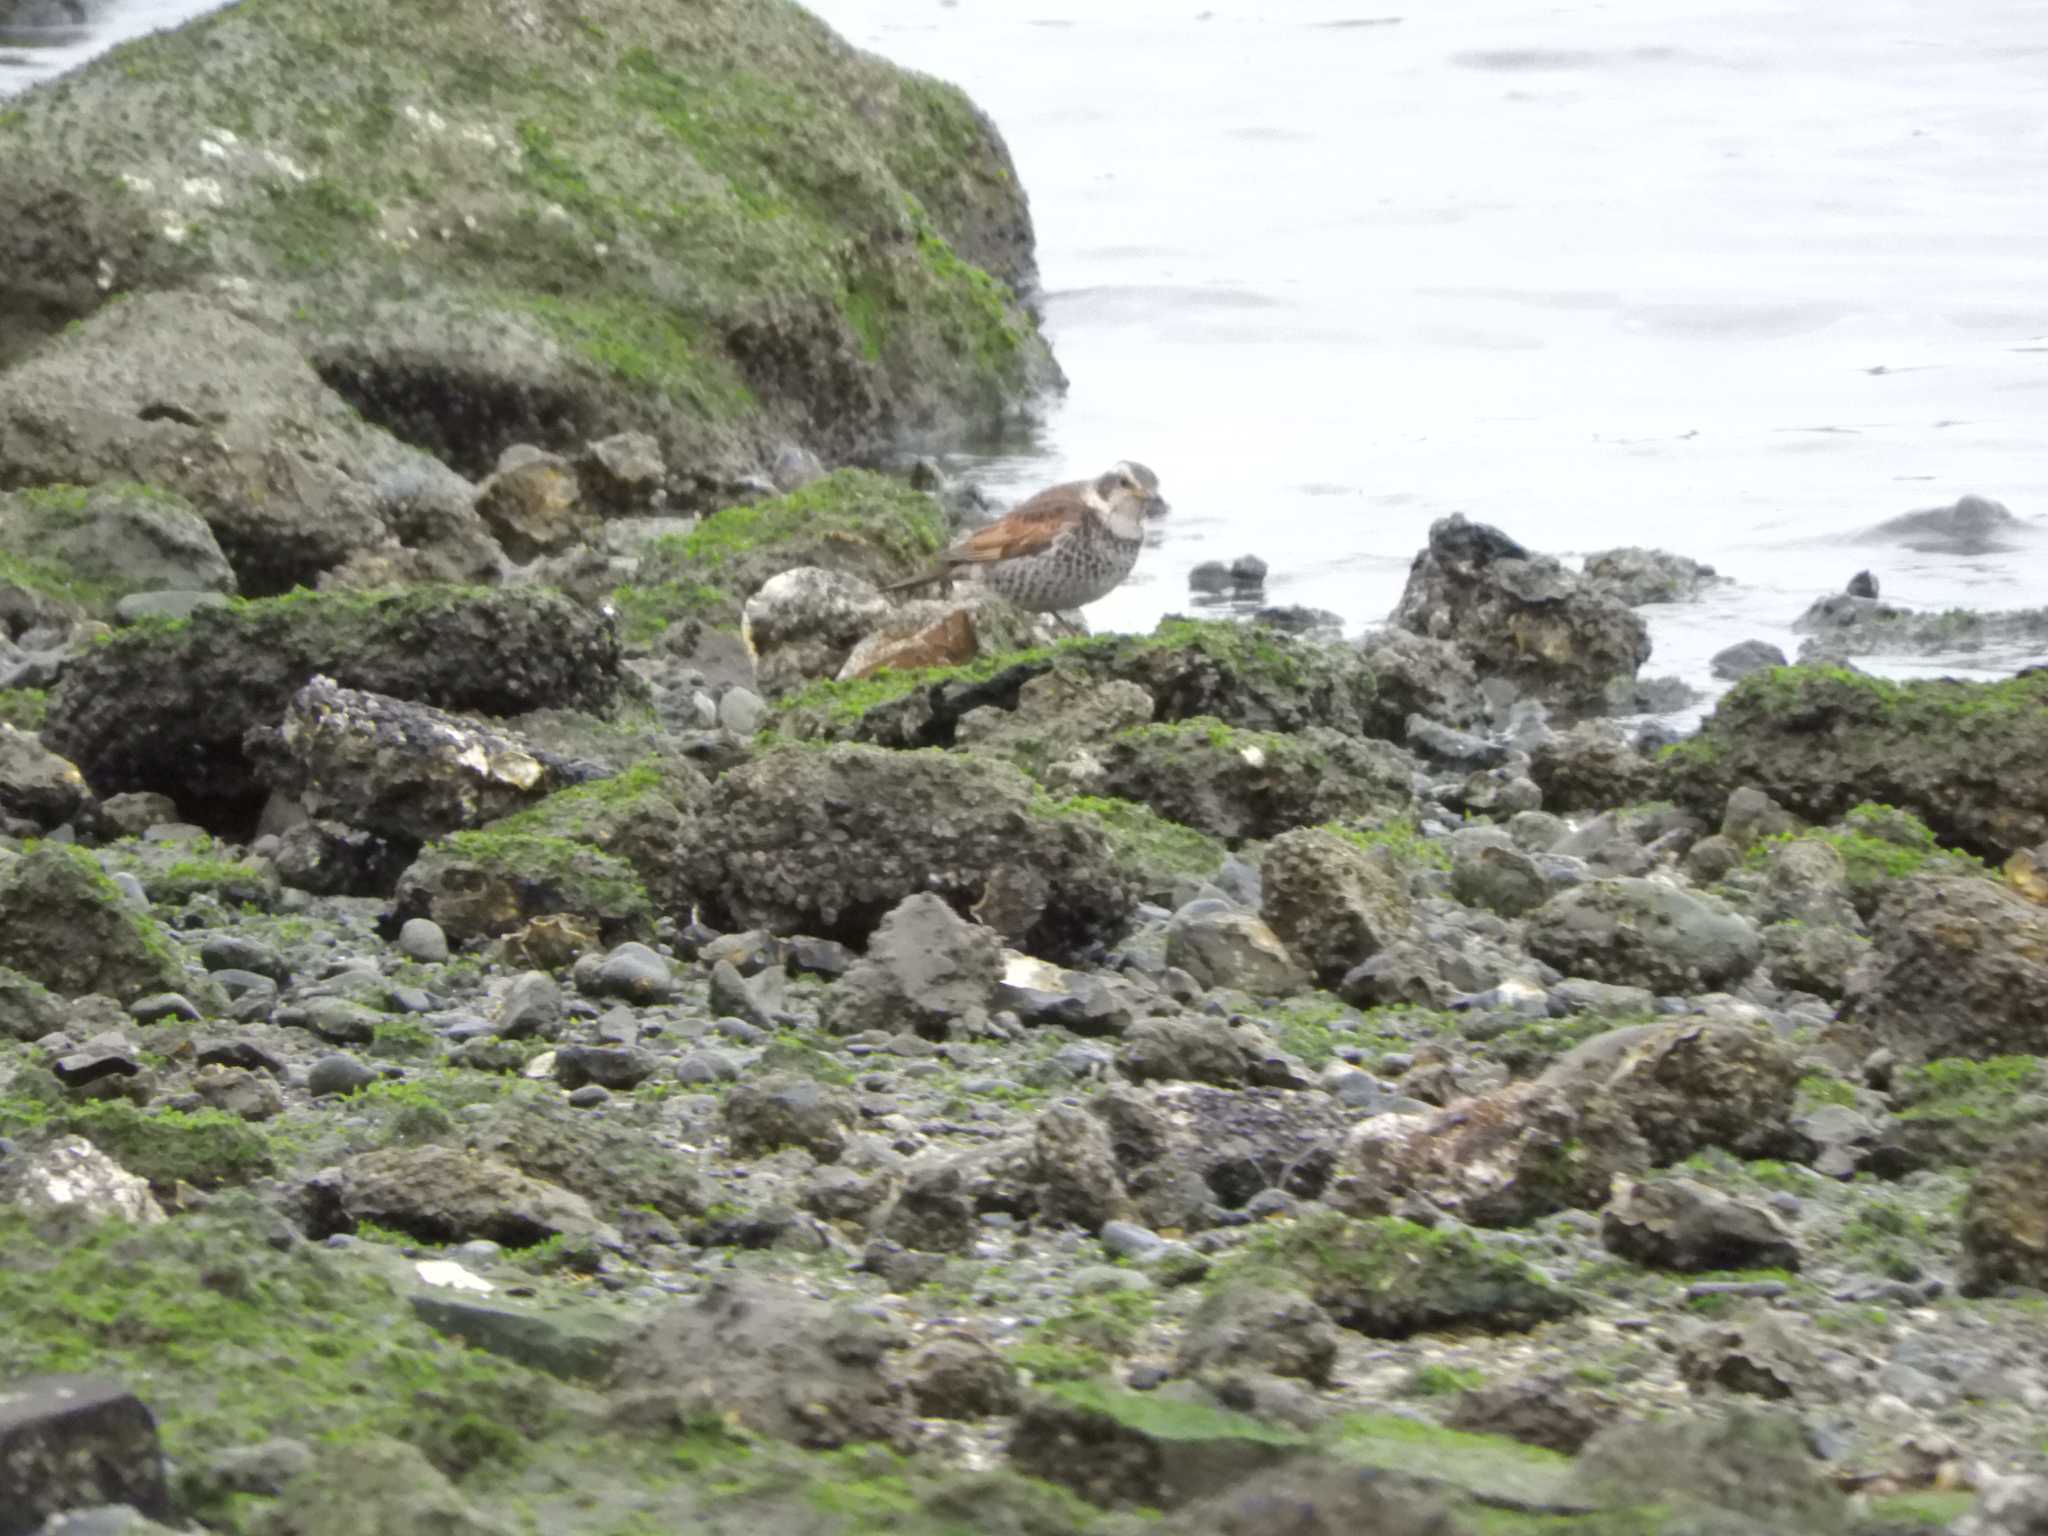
1144,495,1171,518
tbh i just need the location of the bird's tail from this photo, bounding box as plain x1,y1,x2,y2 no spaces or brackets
881,569,948,595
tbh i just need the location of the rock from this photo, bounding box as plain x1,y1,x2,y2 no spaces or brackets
1008,1383,1303,1511
1846,570,1879,599
0,0,1055,481
1524,878,1760,993
0,294,499,596
575,433,667,516
1666,667,2048,861
255,1437,510,1536
1959,1123,2048,1296
1030,1103,1129,1232
906,1330,1020,1419
1163,908,1308,997
408,1294,628,1383
953,666,1155,769
706,957,784,1028
588,943,675,1004
1390,514,1651,707
1351,626,1487,737
1856,492,2027,554
1448,833,1549,918
0,726,88,829
1526,721,1657,813
682,743,1134,963
395,918,448,965
1089,1086,1355,1230
836,597,1047,682
497,972,565,1040
1760,921,1866,1001
1159,1456,1474,1536
474,450,589,563
0,968,68,1044
553,1045,657,1092
308,1145,616,1248
0,1377,171,1534
1569,1408,1846,1533
190,1064,285,1121
874,1159,976,1253
1175,1283,1340,1386
1599,1176,1801,1272
1090,719,1416,844
819,892,1003,1038
721,1073,857,1163
392,832,651,947
608,1276,911,1450
1753,836,1862,929
1842,876,2048,1060
1711,639,1788,680
1955,1472,2048,1536
1239,1210,1580,1337
1117,1015,1258,1088
0,845,188,1002
1258,827,1415,987
468,1094,701,1224
269,819,407,898
46,586,619,824
1794,596,2048,667
1445,1374,1618,1456
740,567,894,694
0,1136,163,1226
1581,546,1721,605
1334,1019,1801,1226
1675,1309,1819,1401
2,485,238,619
253,676,587,842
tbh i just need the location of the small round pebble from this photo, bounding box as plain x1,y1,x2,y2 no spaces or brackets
397,917,449,964
566,1084,611,1109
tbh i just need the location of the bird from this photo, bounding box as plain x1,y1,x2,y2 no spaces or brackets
887,461,1166,612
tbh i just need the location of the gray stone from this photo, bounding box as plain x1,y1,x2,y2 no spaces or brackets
589,942,674,1003
305,1054,378,1100
1600,1176,1801,1273
1710,639,1788,680
1524,878,1761,993
497,971,564,1041
397,918,449,964
722,1073,857,1163
820,892,1003,1038
0,727,88,830
553,1045,657,1092
1175,1283,1340,1386
1163,907,1307,997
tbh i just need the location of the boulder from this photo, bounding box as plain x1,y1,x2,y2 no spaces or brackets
0,845,189,1002
953,666,1154,768
305,1145,617,1248
257,1437,511,1536
1390,514,1650,707
608,1276,912,1450
1350,625,1487,736
1958,1123,2048,1296
473,449,590,564
45,586,620,823
0,1377,171,1535
0,725,88,829
1174,1283,1340,1386
1527,721,1658,813
1599,1176,1801,1273
720,1073,858,1163
1710,639,1788,681
1841,876,2048,1061
818,892,1004,1038
681,743,1134,962
1090,719,1415,844
1162,908,1309,998
0,294,498,595
1855,492,2031,554
0,2,1053,483
0,482,236,615
252,676,591,842
1258,827,1415,987
391,832,651,945
1665,666,2048,861
1524,878,1760,993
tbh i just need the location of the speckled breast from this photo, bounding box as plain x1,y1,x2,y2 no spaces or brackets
982,529,1143,612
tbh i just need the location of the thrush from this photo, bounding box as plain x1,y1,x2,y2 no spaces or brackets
889,461,1165,612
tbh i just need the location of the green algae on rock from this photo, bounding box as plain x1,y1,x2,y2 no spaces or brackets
1664,665,2048,861
0,0,1057,484
0,842,192,1001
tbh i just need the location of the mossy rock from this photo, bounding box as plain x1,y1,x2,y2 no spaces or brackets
0,482,235,617
775,617,1391,748
1031,793,1225,904
1741,802,1985,919
621,468,946,632
1664,666,2048,861
1088,716,1415,845
475,753,706,913
44,584,621,824
0,0,1055,482
393,826,654,944
1220,1210,1582,1338
0,1097,277,1191
0,843,192,1002
0,688,49,732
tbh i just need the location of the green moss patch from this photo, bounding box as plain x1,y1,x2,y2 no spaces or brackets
0,688,48,731
1220,1210,1582,1338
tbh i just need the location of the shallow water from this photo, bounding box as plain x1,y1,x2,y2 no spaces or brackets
10,0,2048,720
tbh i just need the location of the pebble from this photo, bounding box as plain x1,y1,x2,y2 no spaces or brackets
566,1084,611,1109
717,686,767,735
592,942,675,1003
1100,1220,1168,1261
675,1050,740,1085
127,992,201,1023
397,917,449,964
306,1053,378,1099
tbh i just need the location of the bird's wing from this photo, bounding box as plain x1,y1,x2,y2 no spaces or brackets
943,482,1087,566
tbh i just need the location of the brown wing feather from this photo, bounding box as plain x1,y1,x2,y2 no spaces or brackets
942,481,1089,567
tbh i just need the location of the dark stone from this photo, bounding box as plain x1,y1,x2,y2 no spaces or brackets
0,1377,170,1536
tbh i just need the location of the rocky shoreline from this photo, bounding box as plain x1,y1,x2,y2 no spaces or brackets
5,3,2048,1535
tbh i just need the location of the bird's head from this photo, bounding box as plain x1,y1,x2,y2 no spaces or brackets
1092,460,1167,537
